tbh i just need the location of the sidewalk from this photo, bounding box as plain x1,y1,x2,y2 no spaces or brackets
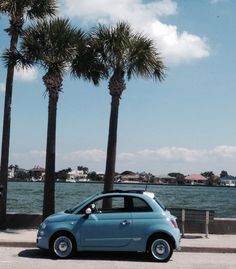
0,229,236,253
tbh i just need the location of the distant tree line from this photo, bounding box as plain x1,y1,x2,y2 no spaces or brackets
9,164,231,186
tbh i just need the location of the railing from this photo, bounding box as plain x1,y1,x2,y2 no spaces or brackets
168,208,215,238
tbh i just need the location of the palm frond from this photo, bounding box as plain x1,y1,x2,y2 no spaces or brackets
127,33,166,81
71,36,108,85
0,0,57,37
27,0,57,20
21,17,81,76
0,0,17,15
0,0,57,18
91,21,132,71
2,48,32,68
90,21,165,83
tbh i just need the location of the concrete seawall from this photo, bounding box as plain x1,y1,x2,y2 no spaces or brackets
6,213,42,229
5,213,236,234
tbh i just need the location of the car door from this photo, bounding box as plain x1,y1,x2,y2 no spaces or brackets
130,197,154,247
78,196,133,248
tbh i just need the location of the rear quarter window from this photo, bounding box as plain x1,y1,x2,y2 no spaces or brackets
154,196,166,211
132,197,152,212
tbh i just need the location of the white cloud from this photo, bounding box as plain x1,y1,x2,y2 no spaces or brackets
64,149,106,162
12,150,46,159
62,0,177,21
61,0,210,64
150,22,210,64
14,67,38,82
29,150,46,157
118,152,137,161
211,145,236,158
137,147,206,162
118,145,236,163
0,82,5,93
11,150,46,169
13,145,236,164
10,145,236,174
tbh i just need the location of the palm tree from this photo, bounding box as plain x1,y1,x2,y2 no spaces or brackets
20,18,87,220
90,22,165,193
0,0,57,229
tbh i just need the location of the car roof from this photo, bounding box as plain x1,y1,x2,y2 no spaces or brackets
101,189,155,198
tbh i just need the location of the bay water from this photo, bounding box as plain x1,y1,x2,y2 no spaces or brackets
7,182,236,218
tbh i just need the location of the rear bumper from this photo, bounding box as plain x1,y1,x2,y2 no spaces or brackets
174,228,181,250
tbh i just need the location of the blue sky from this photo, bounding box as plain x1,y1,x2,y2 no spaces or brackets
1,0,236,175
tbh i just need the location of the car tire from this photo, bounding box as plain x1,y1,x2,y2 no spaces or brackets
149,237,173,262
51,234,75,259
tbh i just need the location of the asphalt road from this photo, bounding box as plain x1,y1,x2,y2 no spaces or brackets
0,247,236,269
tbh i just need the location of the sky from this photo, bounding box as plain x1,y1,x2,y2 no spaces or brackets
0,0,236,176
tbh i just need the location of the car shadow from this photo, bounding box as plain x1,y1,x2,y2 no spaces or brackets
182,235,204,239
18,249,52,260
18,248,154,262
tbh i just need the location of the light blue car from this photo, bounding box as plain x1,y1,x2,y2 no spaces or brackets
37,190,181,262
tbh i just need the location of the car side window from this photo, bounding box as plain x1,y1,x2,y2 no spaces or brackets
92,196,126,213
132,197,152,212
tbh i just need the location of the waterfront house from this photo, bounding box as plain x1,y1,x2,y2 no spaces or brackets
120,171,140,183
8,165,15,179
153,175,177,184
185,174,207,185
30,165,45,181
96,172,105,178
220,175,236,187
67,168,88,182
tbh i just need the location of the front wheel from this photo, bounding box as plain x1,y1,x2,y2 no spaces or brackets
51,234,75,259
149,238,173,262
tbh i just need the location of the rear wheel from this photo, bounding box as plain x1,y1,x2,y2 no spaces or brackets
149,237,173,262
51,234,75,259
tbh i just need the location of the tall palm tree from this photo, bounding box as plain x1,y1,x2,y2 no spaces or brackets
20,18,87,220
90,22,165,193
0,0,57,229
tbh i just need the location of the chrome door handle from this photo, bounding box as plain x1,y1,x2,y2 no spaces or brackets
121,220,130,225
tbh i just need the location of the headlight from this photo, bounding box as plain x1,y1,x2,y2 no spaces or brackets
40,222,47,230
38,222,47,237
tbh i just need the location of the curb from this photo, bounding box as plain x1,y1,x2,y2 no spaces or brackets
0,241,236,253
0,242,36,248
180,246,236,253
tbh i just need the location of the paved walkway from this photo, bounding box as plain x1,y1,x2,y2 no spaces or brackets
0,229,236,253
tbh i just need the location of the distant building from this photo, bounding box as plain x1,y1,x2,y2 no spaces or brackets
153,175,177,184
96,172,105,179
120,171,140,182
67,168,88,182
185,174,207,185
30,165,45,181
220,176,236,187
8,166,15,179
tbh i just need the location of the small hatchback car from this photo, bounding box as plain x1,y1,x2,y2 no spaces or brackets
37,190,181,262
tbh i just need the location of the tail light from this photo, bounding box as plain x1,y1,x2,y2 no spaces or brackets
170,218,178,229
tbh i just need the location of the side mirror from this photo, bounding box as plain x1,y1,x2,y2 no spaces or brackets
91,203,96,210
85,207,92,215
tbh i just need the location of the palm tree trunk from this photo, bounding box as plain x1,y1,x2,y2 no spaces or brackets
103,95,120,192
43,93,58,220
0,32,19,229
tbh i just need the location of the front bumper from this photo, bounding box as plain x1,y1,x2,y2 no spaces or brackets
36,229,50,250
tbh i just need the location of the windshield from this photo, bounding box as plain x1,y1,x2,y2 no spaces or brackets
64,193,98,214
